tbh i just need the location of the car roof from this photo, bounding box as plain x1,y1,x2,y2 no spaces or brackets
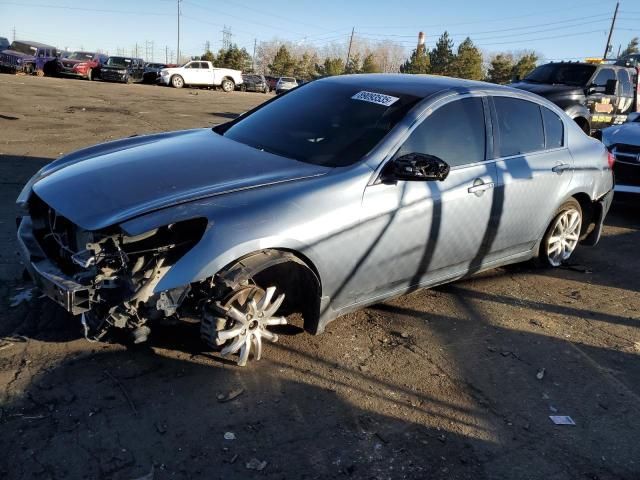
14,40,57,49
316,73,512,99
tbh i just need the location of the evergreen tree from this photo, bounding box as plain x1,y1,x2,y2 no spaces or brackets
293,52,320,80
268,45,295,76
201,50,215,63
399,44,430,74
450,37,483,80
512,51,538,79
344,53,361,74
320,57,345,76
214,44,251,71
361,53,381,73
487,53,515,84
430,31,455,75
620,37,639,57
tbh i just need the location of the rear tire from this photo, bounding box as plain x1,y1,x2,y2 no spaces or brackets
221,78,235,92
171,75,184,88
539,199,582,267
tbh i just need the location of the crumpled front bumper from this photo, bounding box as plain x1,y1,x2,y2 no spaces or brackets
17,216,93,315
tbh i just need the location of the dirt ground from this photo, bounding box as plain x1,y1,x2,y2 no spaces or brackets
0,74,639,480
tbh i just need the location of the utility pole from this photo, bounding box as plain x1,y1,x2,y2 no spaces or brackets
603,2,619,60
177,0,182,64
12,26,16,41
346,27,355,69
222,25,232,50
252,38,257,72
165,45,169,64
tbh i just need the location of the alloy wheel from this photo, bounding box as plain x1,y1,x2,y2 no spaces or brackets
216,285,287,366
545,207,581,267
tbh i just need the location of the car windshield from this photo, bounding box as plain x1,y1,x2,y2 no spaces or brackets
221,81,420,167
9,42,37,56
524,63,596,86
68,51,94,60
280,77,296,83
107,57,131,67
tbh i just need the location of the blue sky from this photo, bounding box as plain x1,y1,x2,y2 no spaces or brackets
0,0,637,63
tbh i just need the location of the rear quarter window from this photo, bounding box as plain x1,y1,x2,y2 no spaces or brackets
542,107,564,149
493,97,545,157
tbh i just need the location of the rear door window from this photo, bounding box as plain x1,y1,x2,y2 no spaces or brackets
396,97,486,168
618,69,633,97
541,107,564,149
493,97,545,157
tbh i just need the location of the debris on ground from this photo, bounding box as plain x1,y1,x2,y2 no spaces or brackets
224,432,236,440
9,288,33,307
536,368,546,380
549,415,576,425
246,458,267,471
217,388,245,403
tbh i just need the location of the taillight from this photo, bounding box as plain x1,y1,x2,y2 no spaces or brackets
607,151,615,169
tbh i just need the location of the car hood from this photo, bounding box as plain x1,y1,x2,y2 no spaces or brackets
601,121,640,148
511,81,584,98
1,49,33,59
32,128,330,231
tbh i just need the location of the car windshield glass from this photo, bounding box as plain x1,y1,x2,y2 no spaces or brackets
222,81,420,167
524,64,596,86
280,77,296,82
107,57,131,66
10,42,37,56
68,52,94,60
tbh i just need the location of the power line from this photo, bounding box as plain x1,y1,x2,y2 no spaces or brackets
0,1,173,16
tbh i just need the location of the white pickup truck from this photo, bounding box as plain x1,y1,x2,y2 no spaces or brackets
159,61,243,92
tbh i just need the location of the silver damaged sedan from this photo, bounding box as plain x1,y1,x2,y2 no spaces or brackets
16,74,614,365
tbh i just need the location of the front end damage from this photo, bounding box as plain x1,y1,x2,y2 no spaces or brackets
18,194,208,343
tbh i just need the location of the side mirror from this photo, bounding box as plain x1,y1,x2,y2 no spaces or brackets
605,78,618,95
386,153,450,182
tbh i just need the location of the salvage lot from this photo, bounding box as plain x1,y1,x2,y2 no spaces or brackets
0,75,639,479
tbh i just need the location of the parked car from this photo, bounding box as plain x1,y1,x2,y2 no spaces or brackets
16,74,613,366
512,61,638,134
159,60,242,91
239,74,268,93
0,37,9,51
58,51,108,81
265,75,278,92
275,76,298,94
601,112,640,195
143,62,167,83
0,40,58,76
100,56,145,83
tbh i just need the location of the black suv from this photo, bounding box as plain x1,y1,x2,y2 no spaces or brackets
100,56,145,83
240,74,268,93
512,62,637,134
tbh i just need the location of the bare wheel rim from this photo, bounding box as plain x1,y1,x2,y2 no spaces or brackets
218,285,286,366
546,208,581,267
173,76,183,87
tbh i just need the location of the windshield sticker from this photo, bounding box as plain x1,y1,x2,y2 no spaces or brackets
351,91,399,107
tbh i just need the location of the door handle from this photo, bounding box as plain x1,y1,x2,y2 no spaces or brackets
552,163,570,174
468,181,494,195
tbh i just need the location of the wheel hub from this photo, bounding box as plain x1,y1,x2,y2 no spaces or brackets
546,208,581,267
214,285,287,366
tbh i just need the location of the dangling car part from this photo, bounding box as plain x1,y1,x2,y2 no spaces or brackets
17,75,614,367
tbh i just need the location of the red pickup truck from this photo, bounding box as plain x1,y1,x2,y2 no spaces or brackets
58,51,108,81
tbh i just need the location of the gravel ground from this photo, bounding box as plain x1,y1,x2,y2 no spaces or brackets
0,74,639,480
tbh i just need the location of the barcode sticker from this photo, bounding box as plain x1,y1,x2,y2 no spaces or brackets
351,91,399,107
